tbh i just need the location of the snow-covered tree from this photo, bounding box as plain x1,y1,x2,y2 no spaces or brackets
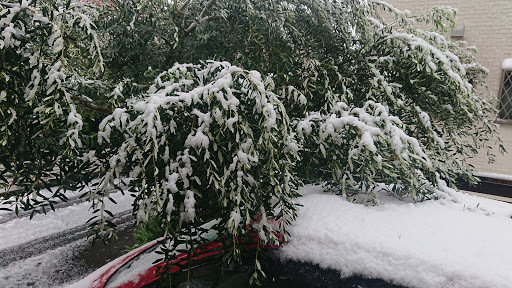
91,61,301,282
0,0,104,215
166,0,502,202
0,0,503,283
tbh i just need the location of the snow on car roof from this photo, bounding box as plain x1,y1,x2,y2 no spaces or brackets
278,184,512,288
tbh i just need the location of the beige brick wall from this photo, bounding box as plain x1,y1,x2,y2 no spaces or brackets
386,0,512,175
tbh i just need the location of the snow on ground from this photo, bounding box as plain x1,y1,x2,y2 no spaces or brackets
0,190,133,250
65,184,512,288
279,185,512,288
4,182,512,288
0,238,89,288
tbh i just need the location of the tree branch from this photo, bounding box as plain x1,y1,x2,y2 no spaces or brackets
71,96,113,114
181,0,221,38
199,0,216,19
181,15,223,38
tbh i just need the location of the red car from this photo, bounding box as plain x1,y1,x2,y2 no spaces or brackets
87,239,225,288
72,229,284,288
71,237,406,288
70,214,404,288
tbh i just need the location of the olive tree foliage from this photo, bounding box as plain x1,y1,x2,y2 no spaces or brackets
116,0,501,202
0,0,103,215
184,0,502,202
0,0,503,282
92,62,301,281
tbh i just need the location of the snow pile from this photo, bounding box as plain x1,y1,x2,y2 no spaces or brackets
502,58,512,71
279,185,512,288
63,185,512,288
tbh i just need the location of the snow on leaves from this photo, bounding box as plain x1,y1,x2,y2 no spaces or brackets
0,0,104,151
297,100,438,202
96,61,299,250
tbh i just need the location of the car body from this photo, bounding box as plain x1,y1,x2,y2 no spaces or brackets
75,228,282,288
72,235,405,288
100,239,224,288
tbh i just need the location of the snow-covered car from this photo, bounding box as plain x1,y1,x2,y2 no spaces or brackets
68,235,404,288
71,239,225,288
69,184,512,288
69,222,288,288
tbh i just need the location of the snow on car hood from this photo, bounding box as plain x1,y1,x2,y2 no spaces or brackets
278,184,512,288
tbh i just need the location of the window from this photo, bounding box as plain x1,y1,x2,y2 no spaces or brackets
498,70,512,121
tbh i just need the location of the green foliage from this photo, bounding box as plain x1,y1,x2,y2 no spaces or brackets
133,216,166,247
96,0,177,82
88,61,300,281
0,0,102,213
146,0,499,202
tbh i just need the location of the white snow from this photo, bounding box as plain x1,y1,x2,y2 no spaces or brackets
4,180,512,288
475,171,512,183
60,184,512,288
0,238,87,288
502,58,512,71
0,190,133,250
183,190,196,221
279,185,512,288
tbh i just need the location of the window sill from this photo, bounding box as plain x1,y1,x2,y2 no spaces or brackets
495,118,512,125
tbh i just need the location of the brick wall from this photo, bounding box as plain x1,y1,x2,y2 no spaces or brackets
386,0,512,175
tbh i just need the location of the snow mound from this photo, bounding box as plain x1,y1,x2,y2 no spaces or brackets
502,58,512,71
279,185,512,288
